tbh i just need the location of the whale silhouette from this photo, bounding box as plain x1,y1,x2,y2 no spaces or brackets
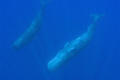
48,14,104,72
13,3,46,50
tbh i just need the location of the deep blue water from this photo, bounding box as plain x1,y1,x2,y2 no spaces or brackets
0,0,120,80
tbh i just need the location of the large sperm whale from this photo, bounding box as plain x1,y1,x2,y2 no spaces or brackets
48,14,104,72
13,3,46,50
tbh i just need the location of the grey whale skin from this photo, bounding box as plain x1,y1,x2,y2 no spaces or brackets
48,14,104,72
13,3,46,50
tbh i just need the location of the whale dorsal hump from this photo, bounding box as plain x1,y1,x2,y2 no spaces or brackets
64,42,69,47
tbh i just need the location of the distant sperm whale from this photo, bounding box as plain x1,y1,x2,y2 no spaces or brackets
48,14,104,72
13,3,46,50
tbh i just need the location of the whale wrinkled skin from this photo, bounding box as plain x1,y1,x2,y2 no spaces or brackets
48,14,104,72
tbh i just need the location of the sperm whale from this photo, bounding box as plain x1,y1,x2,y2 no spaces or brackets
48,14,104,72
12,3,46,50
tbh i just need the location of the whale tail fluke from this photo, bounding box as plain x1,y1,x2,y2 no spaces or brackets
40,1,47,6
40,0,51,6
90,14,105,21
87,14,105,32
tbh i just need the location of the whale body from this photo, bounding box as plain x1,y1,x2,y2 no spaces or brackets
13,3,46,50
48,14,104,72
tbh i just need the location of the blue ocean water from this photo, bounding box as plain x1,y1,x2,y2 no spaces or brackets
0,0,120,80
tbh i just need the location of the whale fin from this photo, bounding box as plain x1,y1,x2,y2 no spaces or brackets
64,42,69,47
90,14,105,21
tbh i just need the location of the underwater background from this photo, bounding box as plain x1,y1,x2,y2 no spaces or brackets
0,0,120,80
